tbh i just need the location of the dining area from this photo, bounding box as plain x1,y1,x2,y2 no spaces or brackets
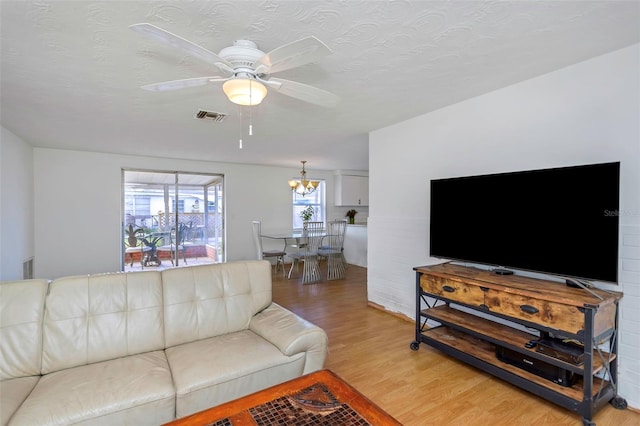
252,220,348,284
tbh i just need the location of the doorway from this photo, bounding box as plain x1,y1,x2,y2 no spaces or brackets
122,169,224,271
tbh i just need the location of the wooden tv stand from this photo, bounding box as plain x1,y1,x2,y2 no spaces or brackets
410,263,625,426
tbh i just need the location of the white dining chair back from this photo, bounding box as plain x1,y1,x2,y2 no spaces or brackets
287,221,324,284
252,220,286,276
318,220,347,280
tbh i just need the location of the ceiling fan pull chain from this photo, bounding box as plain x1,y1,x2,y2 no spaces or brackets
249,97,253,136
238,105,244,149
248,80,254,136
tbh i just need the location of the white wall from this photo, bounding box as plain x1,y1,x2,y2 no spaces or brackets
31,148,349,279
369,44,640,408
0,127,34,281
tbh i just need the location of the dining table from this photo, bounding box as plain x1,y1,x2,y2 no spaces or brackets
261,231,321,250
262,229,329,281
139,230,172,266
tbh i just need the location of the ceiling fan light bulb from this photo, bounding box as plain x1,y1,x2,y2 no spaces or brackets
223,78,267,106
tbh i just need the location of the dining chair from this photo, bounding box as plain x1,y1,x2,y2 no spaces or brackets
183,221,195,242
318,220,347,280
124,227,151,269
252,221,286,276
157,223,188,266
287,221,324,284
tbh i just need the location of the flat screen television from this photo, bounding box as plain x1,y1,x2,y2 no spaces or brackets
430,162,620,283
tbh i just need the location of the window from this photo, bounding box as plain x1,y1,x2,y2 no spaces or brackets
124,196,150,225
122,170,225,270
292,181,326,229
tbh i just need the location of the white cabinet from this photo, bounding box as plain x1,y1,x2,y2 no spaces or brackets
335,175,368,206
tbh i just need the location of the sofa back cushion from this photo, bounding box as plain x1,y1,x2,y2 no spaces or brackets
41,271,164,374
0,279,49,380
162,260,272,348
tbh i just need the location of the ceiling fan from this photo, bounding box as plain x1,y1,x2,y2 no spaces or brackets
129,23,339,108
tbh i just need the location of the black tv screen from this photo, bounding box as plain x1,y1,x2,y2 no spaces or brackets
430,162,620,283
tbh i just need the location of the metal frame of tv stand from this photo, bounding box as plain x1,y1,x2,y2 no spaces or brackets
411,276,627,426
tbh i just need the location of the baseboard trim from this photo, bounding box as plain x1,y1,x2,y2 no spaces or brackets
367,301,413,324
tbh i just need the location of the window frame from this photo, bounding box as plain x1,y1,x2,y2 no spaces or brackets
292,180,326,230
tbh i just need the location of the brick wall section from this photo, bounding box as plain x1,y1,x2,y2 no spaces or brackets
618,224,640,408
126,245,210,262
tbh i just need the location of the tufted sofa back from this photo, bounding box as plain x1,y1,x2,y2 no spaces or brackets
41,271,164,374
161,260,272,348
0,279,49,380
3,260,273,376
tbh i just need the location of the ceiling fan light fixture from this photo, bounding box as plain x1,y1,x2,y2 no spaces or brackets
222,77,267,106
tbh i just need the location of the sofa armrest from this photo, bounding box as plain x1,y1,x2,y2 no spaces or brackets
249,303,328,374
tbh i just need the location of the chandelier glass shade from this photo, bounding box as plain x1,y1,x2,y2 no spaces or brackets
222,77,267,106
288,161,320,196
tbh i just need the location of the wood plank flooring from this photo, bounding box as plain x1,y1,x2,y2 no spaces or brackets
272,264,639,426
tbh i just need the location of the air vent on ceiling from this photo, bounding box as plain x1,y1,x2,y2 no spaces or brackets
195,110,227,122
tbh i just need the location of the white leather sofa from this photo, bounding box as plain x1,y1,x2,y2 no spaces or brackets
0,260,328,425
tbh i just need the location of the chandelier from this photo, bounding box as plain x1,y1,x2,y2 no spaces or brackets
288,161,320,196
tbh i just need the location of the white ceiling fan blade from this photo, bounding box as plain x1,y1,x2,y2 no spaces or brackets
129,23,234,75
265,78,339,107
253,36,332,75
141,76,228,92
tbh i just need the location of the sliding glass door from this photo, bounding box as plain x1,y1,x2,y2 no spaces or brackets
122,170,224,271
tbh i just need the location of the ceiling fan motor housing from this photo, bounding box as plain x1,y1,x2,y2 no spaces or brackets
219,40,265,72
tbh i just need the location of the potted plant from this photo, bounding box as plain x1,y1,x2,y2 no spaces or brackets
125,224,143,247
346,209,357,224
300,205,315,222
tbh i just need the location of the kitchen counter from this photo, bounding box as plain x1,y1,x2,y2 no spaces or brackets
344,223,367,267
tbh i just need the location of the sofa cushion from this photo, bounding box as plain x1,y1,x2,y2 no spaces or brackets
162,260,272,348
9,351,175,426
0,279,48,380
166,329,305,417
41,271,164,374
0,376,39,425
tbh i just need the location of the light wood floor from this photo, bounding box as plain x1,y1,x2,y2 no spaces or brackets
272,263,639,426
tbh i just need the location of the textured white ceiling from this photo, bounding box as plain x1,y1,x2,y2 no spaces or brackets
1,1,639,171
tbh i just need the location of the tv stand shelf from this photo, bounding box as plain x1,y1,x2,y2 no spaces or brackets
410,263,625,426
